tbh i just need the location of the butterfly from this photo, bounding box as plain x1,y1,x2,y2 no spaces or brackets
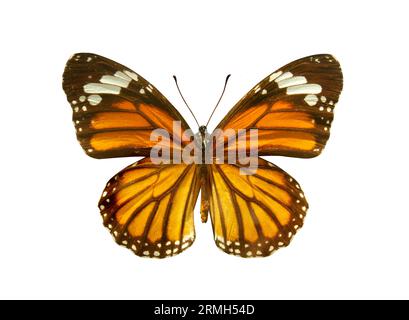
62,53,342,258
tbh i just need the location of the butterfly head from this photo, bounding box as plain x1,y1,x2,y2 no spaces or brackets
199,125,207,136
198,125,208,146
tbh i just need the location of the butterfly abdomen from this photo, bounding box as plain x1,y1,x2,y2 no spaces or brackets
199,164,210,223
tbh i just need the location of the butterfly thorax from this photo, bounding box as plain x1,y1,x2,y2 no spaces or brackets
197,125,209,164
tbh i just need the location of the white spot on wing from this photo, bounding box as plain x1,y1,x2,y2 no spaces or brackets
100,75,131,88
87,94,102,106
274,72,293,83
114,71,132,81
84,83,121,95
124,70,139,82
304,94,319,106
287,84,322,95
277,76,307,88
269,71,283,82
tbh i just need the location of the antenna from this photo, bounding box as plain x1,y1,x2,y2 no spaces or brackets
206,74,231,127
173,75,200,127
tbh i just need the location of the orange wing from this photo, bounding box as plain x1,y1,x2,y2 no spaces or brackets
99,158,200,258
63,53,190,159
206,158,308,257
215,54,343,158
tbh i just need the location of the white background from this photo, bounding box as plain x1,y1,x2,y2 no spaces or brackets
1,0,408,299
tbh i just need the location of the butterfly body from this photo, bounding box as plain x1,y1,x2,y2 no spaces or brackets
189,125,212,223
63,53,342,258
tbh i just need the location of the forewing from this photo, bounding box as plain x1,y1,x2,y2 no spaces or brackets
63,53,190,158
215,54,343,158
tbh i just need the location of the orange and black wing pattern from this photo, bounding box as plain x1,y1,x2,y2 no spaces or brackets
99,158,200,258
216,54,343,158
63,53,190,159
206,158,308,257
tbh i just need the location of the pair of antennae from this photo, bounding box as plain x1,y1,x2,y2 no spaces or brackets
173,74,231,128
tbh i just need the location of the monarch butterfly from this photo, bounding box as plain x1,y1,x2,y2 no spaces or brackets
62,53,342,258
